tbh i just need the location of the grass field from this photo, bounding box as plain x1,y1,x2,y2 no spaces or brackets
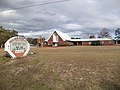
0,46,120,90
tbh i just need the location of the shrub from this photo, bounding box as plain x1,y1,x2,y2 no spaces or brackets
91,41,100,46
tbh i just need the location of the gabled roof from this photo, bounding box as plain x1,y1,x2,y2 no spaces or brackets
46,29,71,41
46,29,114,42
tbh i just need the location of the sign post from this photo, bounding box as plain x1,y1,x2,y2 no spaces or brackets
5,36,30,58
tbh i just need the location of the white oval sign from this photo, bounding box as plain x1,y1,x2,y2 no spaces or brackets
5,36,30,58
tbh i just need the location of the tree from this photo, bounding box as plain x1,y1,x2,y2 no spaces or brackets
0,26,18,48
115,28,120,39
27,38,38,46
99,28,111,38
33,38,38,45
115,28,120,44
89,34,95,38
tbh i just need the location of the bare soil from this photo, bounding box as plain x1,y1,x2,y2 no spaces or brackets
0,46,120,90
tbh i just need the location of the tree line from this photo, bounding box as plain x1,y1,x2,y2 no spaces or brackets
0,26,38,48
88,28,120,40
0,26,120,48
0,26,18,48
86,28,120,44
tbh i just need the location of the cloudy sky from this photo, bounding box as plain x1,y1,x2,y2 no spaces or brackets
0,0,120,38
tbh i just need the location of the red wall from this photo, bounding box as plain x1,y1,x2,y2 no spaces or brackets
47,40,115,46
100,40,115,45
47,35,53,45
82,40,115,46
47,34,66,45
58,35,66,44
82,42,91,46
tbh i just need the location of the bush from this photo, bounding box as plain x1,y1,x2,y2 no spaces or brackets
91,41,100,46
58,43,73,46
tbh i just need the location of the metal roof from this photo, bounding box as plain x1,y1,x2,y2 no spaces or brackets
46,30,114,42
70,38,114,42
46,29,71,41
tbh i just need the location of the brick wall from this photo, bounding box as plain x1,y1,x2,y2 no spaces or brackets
100,40,115,45
82,41,91,46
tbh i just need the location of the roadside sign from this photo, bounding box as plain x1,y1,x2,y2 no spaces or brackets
5,36,30,58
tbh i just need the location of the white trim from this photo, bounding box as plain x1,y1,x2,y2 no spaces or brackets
23,42,30,56
70,38,114,42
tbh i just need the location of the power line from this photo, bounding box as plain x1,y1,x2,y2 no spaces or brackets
0,0,70,12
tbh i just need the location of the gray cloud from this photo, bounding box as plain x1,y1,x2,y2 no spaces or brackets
0,0,120,38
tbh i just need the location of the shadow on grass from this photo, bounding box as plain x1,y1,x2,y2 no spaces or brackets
0,56,9,61
99,79,120,90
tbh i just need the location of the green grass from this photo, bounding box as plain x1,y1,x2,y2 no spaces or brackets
0,46,120,90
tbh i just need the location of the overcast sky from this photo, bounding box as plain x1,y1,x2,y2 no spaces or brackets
0,0,120,38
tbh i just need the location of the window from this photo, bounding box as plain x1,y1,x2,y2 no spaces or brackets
53,32,58,42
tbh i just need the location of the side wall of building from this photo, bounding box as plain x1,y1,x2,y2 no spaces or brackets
80,40,115,46
100,40,115,45
47,35,53,45
82,42,91,46
58,35,66,45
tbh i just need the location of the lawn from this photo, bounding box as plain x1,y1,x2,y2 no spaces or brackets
0,46,120,90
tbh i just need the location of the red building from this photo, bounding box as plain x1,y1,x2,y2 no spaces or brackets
45,30,71,46
38,35,44,47
45,30,115,46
